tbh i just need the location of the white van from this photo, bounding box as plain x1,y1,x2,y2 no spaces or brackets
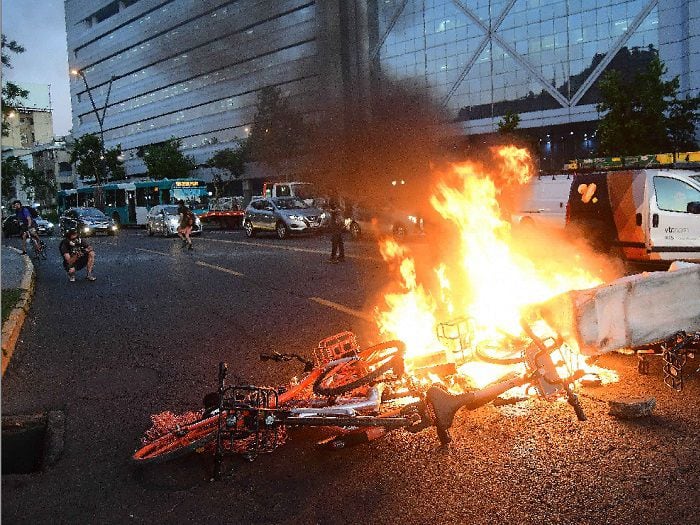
511,174,572,228
565,169,700,262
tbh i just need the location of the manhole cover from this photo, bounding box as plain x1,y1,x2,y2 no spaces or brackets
2,411,65,475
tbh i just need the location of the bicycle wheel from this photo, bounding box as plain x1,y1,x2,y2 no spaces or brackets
474,341,527,365
313,340,405,397
132,415,219,465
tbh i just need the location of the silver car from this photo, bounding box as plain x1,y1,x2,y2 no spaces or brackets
146,205,202,237
243,197,325,239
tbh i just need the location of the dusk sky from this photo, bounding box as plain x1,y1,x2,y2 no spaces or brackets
2,0,72,136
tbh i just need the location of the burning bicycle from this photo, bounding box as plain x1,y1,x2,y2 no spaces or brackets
132,328,587,478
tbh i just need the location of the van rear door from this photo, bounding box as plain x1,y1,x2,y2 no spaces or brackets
647,170,700,261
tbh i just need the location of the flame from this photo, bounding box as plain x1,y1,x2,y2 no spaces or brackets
375,145,615,391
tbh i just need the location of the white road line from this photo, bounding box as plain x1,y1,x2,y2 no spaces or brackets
200,237,381,262
195,261,244,277
135,247,173,257
309,297,374,323
194,259,372,323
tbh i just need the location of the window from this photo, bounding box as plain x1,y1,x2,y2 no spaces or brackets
654,177,700,213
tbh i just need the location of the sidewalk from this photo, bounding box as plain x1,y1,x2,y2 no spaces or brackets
2,242,35,375
2,244,25,290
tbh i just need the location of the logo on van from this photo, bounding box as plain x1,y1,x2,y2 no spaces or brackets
665,226,689,234
577,183,598,204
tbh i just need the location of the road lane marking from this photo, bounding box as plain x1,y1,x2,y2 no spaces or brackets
309,297,374,322
194,259,373,323
200,238,382,262
195,261,244,277
135,247,174,257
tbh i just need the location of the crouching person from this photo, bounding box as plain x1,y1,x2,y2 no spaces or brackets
59,228,96,282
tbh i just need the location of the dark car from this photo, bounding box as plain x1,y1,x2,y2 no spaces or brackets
59,207,119,236
2,214,55,237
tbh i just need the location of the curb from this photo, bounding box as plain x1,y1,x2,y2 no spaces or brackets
2,247,35,376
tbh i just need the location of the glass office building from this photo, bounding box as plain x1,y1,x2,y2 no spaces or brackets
65,0,698,175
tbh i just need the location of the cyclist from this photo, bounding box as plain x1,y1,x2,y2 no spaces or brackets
12,200,41,255
59,228,97,282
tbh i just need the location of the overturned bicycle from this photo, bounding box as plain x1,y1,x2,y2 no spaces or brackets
132,263,700,478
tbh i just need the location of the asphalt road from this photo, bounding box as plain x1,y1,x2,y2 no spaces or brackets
3,229,699,524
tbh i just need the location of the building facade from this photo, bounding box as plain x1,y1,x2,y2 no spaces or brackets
64,0,699,177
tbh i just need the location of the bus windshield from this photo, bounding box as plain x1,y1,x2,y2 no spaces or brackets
173,188,209,210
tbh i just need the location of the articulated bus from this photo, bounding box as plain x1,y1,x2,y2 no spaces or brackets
57,179,209,227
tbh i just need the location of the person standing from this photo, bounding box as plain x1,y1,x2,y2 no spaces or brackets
12,200,40,255
328,195,345,263
59,228,96,282
177,200,195,250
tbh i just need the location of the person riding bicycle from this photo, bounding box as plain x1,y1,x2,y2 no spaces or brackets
59,228,96,282
12,199,41,255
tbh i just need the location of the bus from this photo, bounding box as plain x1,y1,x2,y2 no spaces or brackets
57,178,209,227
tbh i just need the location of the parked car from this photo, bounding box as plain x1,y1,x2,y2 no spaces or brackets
243,197,325,239
2,214,55,237
343,203,425,240
146,204,202,237
59,207,119,236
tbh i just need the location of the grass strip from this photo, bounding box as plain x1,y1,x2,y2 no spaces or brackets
2,289,23,324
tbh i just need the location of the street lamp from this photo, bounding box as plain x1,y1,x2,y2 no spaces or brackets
71,68,117,209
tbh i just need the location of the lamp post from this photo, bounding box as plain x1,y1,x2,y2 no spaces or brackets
71,68,117,209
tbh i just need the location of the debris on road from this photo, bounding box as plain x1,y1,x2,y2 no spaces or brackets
608,397,656,418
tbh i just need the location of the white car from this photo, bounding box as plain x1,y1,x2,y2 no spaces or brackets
146,205,202,237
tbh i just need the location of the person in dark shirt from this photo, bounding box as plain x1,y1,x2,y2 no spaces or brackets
59,228,96,282
327,195,345,263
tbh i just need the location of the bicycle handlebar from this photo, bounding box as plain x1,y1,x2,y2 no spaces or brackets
259,352,314,373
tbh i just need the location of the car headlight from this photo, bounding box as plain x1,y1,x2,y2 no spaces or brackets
320,212,327,220
111,224,118,230
288,215,305,221
83,226,91,234
47,222,54,228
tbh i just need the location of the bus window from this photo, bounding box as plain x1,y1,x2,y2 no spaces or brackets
162,189,170,205
116,189,126,207
136,188,147,207
105,189,116,207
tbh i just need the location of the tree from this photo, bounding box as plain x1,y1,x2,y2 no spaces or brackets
70,133,125,182
596,56,699,155
497,111,521,134
207,143,247,198
667,95,700,154
246,86,308,172
21,166,57,207
2,35,29,137
142,138,195,180
1,156,24,202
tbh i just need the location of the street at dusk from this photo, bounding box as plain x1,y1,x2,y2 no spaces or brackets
2,230,699,523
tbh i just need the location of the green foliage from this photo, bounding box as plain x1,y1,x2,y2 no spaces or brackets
246,87,308,167
208,144,247,197
70,133,125,182
497,111,521,134
2,289,22,324
21,165,57,206
596,56,699,155
142,138,196,180
667,95,700,153
1,156,31,202
2,34,29,137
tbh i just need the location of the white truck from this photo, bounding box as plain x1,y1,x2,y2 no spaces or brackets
510,174,572,228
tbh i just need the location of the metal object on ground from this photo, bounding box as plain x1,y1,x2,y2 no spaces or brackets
608,397,656,418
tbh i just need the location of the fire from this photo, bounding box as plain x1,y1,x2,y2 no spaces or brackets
375,146,613,390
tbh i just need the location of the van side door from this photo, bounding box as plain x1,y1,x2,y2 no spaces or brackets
647,175,700,261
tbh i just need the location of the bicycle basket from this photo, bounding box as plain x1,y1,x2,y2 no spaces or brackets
314,331,360,367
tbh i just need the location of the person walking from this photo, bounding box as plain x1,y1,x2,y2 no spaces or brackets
59,228,96,282
328,195,345,263
177,200,195,250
